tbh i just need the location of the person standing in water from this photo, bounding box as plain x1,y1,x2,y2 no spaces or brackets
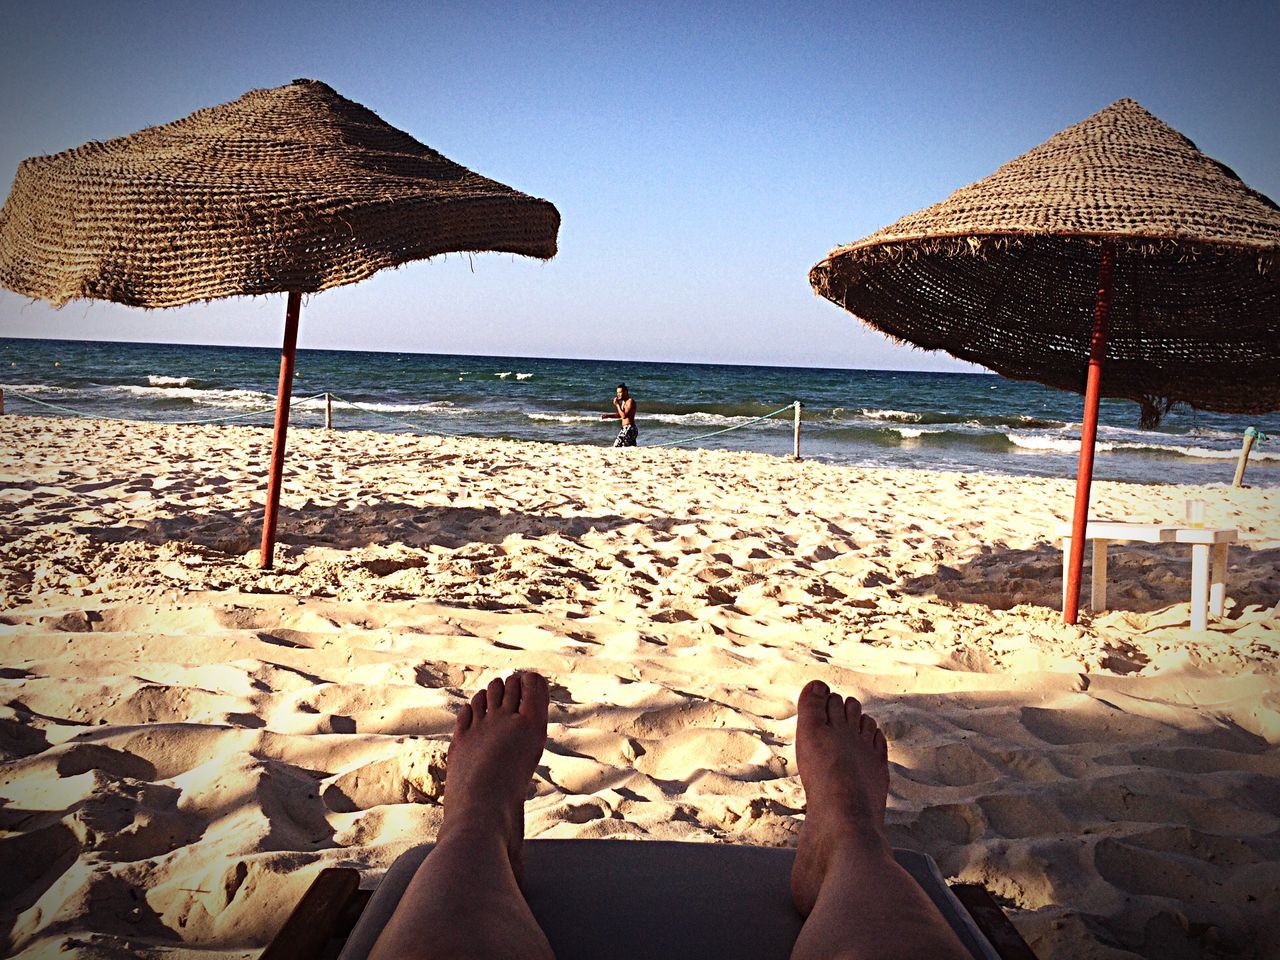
600,383,638,447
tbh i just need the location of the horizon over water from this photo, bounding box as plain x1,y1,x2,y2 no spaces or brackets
4,337,1277,487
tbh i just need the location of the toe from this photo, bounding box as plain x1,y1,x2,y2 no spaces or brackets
797,680,830,728
874,728,888,759
845,695,863,727
471,688,488,719
503,673,523,712
453,702,473,736
825,692,844,726
487,677,505,710
520,672,550,722
860,712,878,737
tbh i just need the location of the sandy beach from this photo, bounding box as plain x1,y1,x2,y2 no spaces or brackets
2,414,1278,959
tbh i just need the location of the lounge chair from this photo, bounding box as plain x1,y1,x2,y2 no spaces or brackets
262,840,1037,959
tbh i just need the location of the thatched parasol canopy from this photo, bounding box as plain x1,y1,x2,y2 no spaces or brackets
809,99,1280,427
0,78,560,570
0,78,560,309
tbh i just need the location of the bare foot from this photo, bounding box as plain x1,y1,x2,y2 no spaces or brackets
438,672,549,875
791,679,892,916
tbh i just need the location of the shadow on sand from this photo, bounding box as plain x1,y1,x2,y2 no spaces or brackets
899,539,1280,615
72,501,669,556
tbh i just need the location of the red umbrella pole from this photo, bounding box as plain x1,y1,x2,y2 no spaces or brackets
1064,243,1114,624
260,291,303,570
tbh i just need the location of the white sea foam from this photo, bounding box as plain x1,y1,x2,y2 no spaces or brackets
1188,426,1250,441
861,408,922,422
1008,432,1279,462
526,411,757,427
527,409,752,427
112,385,274,408
1008,434,1108,454
317,398,460,414
496,372,513,378
2,383,64,395
527,412,598,423
961,415,1065,429
147,375,193,387
516,373,534,380
1096,424,1148,437
894,427,943,439
1129,442,1280,462
645,412,759,427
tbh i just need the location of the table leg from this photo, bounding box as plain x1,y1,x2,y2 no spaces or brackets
1090,539,1109,612
1190,543,1209,631
1210,543,1228,617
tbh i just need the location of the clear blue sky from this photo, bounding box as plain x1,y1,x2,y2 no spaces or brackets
1,0,1276,370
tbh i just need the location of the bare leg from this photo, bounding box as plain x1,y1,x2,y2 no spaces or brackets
790,680,968,960
370,673,554,960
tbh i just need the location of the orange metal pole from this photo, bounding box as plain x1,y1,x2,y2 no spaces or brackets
260,291,302,570
1064,243,1114,624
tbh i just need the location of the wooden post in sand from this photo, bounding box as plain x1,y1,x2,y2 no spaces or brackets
260,291,303,570
1233,427,1257,487
324,392,333,430
792,401,802,460
1064,242,1113,625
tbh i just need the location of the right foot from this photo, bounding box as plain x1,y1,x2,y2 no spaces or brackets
790,679,892,916
437,672,550,874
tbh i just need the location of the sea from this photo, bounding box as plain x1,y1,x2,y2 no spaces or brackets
3,337,1277,487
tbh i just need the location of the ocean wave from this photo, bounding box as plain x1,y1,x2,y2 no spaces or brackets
529,409,790,428
893,427,945,439
644,411,787,427
309,398,461,414
1186,426,1252,441
496,372,513,378
527,412,598,423
112,385,275,408
965,414,1065,429
516,373,534,380
1123,441,1280,462
1007,432,1279,462
147,375,194,386
1,383,65,395
570,399,790,420
1008,434,1103,454
855,407,1063,429
860,408,922,422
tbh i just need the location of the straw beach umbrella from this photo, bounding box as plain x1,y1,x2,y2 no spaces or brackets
809,99,1280,624
0,79,559,568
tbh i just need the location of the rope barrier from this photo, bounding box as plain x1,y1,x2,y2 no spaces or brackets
178,395,325,424
650,404,797,447
5,392,105,419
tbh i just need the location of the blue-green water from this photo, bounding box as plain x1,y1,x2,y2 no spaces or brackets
3,337,1277,486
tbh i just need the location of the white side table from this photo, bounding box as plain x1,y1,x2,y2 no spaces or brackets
1055,521,1238,631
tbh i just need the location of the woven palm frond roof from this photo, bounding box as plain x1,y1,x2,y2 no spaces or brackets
824,99,1280,257
0,79,561,308
810,100,1280,424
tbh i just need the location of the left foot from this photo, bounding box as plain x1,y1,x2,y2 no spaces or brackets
437,672,549,873
790,679,892,916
